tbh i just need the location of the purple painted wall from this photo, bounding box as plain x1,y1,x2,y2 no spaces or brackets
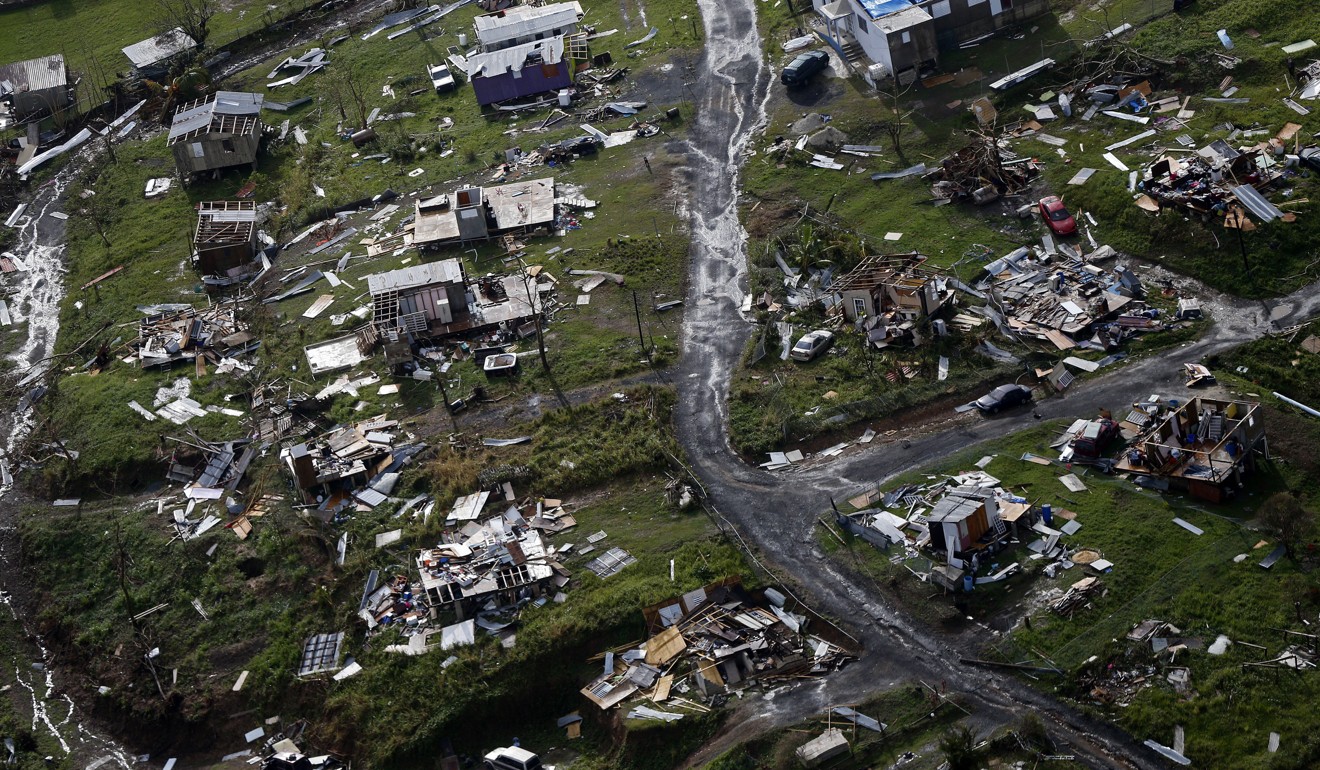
472,61,572,106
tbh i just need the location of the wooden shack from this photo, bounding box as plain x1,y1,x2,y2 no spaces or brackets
367,260,471,336
925,486,1002,562
167,91,263,177
0,54,73,127
193,201,257,276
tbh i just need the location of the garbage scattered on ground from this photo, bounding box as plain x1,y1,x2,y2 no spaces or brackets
580,578,856,713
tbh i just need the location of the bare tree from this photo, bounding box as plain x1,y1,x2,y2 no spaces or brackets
875,77,916,163
326,63,371,130
156,0,217,48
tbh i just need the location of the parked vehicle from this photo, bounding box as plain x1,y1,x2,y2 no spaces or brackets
790,329,835,362
1038,196,1077,236
974,384,1032,415
1068,418,1120,460
428,62,457,93
484,747,543,770
781,50,829,87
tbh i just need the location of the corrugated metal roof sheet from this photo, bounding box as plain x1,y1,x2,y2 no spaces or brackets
122,28,198,68
0,55,67,94
367,260,464,294
474,1,582,46
167,91,263,142
468,37,565,78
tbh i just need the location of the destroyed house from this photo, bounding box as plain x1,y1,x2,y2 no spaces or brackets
167,91,263,177
411,177,557,246
367,259,471,336
467,37,572,106
831,253,953,325
193,201,258,276
582,578,856,710
282,417,425,509
984,249,1154,352
135,301,254,369
474,2,584,51
416,516,557,620
122,27,198,75
1115,397,1267,503
1139,141,1288,219
814,0,936,80
926,486,1004,558
0,55,73,126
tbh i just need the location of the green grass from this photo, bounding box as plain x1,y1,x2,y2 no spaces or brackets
702,686,1087,770
822,415,1320,768
728,315,1016,456
314,478,749,768
22,383,756,768
0,0,308,92
749,0,1320,299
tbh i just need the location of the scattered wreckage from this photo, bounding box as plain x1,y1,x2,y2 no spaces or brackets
580,578,855,719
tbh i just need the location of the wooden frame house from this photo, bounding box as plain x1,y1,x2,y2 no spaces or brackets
167,91,263,177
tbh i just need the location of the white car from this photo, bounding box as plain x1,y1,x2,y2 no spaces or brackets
790,329,835,362
483,747,544,770
428,62,457,93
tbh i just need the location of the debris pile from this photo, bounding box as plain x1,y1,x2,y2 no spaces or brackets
929,136,1040,204
281,416,427,513
580,579,855,715
979,246,1166,353
133,300,257,369
1136,136,1292,222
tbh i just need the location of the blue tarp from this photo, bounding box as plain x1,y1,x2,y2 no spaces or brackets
856,0,917,20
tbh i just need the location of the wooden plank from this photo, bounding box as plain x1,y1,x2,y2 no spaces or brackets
652,674,673,702
303,294,336,319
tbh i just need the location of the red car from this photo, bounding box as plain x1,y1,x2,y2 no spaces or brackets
1038,196,1077,236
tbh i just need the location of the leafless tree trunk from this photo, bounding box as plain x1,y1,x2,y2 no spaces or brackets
876,77,916,163
156,0,217,48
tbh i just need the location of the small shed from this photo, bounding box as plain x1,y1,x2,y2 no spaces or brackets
0,54,72,126
468,37,572,106
122,27,198,74
367,260,471,334
193,201,258,276
167,91,263,177
926,486,1001,556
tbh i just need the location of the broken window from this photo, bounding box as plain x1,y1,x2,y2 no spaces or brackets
852,298,866,317
222,138,235,153
541,63,559,78
190,142,204,158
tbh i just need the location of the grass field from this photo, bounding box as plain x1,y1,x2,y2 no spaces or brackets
0,0,310,89
823,412,1320,768
21,384,754,768
37,0,703,488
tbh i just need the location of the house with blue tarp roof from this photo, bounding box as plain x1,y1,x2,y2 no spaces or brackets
813,0,936,80
809,0,1051,77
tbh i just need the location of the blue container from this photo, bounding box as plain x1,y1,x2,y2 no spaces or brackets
1041,503,1053,525
963,574,975,592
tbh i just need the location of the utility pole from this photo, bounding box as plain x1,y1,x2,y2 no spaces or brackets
520,260,550,372
633,290,651,364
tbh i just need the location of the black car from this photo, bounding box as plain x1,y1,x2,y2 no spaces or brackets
974,384,1033,415
781,50,830,87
